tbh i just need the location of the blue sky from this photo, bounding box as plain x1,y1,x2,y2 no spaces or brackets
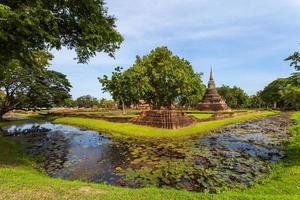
50,0,300,99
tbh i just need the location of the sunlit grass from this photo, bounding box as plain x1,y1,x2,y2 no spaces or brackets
188,113,213,119
53,111,276,138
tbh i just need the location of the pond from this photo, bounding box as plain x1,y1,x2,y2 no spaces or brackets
0,114,292,193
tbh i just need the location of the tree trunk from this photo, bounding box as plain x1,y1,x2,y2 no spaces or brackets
273,102,277,109
122,100,126,115
0,108,9,121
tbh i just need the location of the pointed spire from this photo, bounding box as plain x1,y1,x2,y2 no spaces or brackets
209,67,214,81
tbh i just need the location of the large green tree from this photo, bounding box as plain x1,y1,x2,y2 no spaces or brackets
131,47,205,109
75,95,99,108
0,51,71,119
260,77,300,110
260,78,289,109
99,47,205,110
260,49,300,110
0,0,123,69
281,84,300,110
217,85,249,109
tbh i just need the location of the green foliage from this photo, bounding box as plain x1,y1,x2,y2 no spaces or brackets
0,51,71,118
0,91,5,104
62,98,76,108
247,91,266,109
98,98,116,109
99,47,206,109
75,95,99,108
280,84,300,110
0,0,123,67
261,75,300,110
285,51,300,71
99,67,138,108
133,47,205,109
217,85,249,109
260,78,289,108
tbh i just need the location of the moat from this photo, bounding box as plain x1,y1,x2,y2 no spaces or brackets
0,114,293,192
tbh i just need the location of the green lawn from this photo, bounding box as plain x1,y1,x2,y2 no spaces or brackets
69,110,140,117
54,111,276,138
188,113,213,119
0,112,299,199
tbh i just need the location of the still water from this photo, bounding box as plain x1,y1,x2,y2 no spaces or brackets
1,116,290,192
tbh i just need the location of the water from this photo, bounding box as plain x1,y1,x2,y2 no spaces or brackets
2,123,128,184
0,115,292,192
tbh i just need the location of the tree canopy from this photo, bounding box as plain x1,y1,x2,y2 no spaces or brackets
285,52,300,71
0,0,123,69
99,47,205,110
0,51,71,118
260,76,300,110
99,98,116,109
247,91,266,109
75,95,99,108
217,85,249,109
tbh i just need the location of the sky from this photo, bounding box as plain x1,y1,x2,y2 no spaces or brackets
50,0,300,99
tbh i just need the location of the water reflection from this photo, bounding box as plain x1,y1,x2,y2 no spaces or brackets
1,123,128,184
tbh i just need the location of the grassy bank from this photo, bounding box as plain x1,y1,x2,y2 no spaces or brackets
187,113,213,119
0,112,299,199
54,111,276,138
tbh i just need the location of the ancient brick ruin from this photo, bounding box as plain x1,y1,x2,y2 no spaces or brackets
132,110,197,129
197,69,230,111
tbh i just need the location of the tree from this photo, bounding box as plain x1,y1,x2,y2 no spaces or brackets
285,52,300,71
260,78,289,109
0,0,123,70
75,95,99,108
99,67,136,114
98,98,116,109
258,48,300,110
131,47,205,109
0,51,71,119
247,91,266,109
217,85,249,109
99,47,206,110
61,98,76,108
281,84,300,110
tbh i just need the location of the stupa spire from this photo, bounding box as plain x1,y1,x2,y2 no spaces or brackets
209,67,214,81
197,67,231,111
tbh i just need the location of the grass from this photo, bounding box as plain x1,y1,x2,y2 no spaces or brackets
188,113,213,119
53,111,276,138
59,110,140,116
0,112,299,199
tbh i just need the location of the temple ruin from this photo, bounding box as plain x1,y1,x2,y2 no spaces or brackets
197,68,230,111
132,110,197,129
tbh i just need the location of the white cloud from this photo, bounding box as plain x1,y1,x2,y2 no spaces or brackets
50,0,300,98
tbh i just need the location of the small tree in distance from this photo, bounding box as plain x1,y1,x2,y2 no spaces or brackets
99,67,137,114
75,95,99,108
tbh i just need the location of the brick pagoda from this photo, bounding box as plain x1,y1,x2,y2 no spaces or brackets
197,68,230,111
132,110,197,129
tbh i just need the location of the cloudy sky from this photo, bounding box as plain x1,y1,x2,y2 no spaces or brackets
50,0,300,99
